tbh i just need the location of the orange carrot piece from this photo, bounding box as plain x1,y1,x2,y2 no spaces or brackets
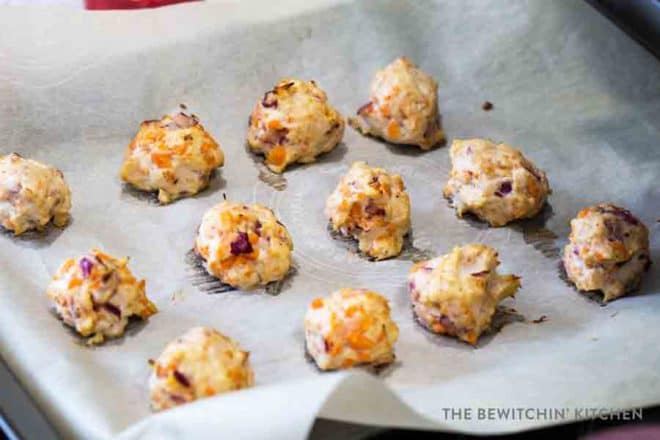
266,145,287,167
386,120,400,139
267,119,282,130
151,151,172,168
347,332,374,350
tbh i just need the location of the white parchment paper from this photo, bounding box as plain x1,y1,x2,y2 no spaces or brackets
0,1,659,439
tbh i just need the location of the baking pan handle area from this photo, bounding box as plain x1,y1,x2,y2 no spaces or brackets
585,0,660,58
0,356,59,440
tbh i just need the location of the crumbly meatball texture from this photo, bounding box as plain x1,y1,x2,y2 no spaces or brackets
349,57,445,149
443,139,550,227
305,288,399,371
0,153,71,235
408,244,520,345
149,327,254,411
194,201,293,290
119,112,224,204
326,161,411,260
247,78,345,173
562,204,651,302
46,249,157,345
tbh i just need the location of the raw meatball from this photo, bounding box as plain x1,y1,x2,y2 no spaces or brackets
247,78,344,173
326,161,411,260
0,153,71,235
408,244,520,345
46,249,158,345
119,111,224,204
304,288,399,371
194,200,293,290
562,204,651,302
444,138,550,227
349,57,445,149
149,327,254,411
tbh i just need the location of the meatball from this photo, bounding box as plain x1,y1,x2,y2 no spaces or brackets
562,204,651,302
0,153,71,235
149,327,254,411
247,78,345,173
349,57,445,149
46,249,158,344
119,111,224,204
304,288,399,371
408,244,520,345
194,201,293,290
443,138,550,227
326,161,411,260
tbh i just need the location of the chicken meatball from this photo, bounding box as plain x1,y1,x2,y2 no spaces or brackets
349,57,445,149
149,327,254,411
304,288,399,371
408,244,521,345
0,153,71,235
326,161,411,260
119,111,224,204
247,78,344,173
562,204,651,302
194,201,293,290
47,249,158,344
444,138,550,227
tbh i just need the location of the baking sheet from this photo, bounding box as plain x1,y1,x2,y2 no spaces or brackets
1,0,659,439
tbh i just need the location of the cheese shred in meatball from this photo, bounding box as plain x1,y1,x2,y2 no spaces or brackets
247,78,344,173
408,244,520,345
120,111,224,204
194,201,293,290
444,139,550,227
326,161,411,260
350,57,445,149
0,153,71,234
47,249,158,345
563,204,651,302
149,327,254,411
305,288,399,370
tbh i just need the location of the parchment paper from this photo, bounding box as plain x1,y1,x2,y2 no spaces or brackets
0,1,659,439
